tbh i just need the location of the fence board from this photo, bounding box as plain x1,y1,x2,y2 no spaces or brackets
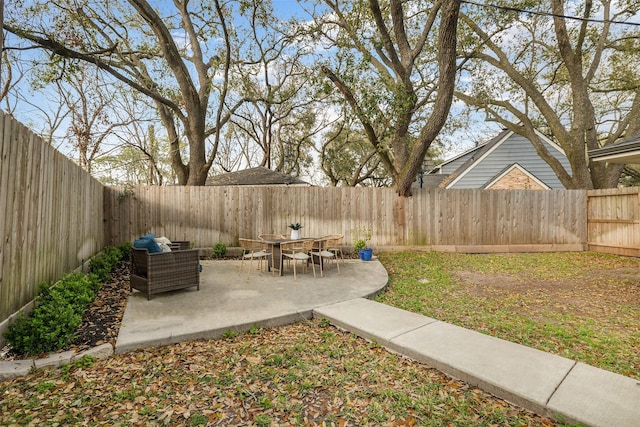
0,112,105,326
588,188,640,255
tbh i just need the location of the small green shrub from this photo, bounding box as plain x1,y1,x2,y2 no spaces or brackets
4,284,85,355
89,245,127,282
353,239,367,252
212,242,227,258
3,243,130,356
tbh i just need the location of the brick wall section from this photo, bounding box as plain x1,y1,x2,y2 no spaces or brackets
487,168,546,190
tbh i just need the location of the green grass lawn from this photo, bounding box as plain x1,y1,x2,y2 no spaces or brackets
376,251,640,380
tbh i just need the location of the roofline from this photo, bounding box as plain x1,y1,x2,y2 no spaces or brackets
590,139,640,160
445,129,565,188
429,136,494,172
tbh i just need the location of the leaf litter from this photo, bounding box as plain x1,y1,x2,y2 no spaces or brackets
1,322,559,426
0,258,571,426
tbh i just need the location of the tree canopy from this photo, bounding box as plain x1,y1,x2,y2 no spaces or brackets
3,0,640,192
457,0,640,189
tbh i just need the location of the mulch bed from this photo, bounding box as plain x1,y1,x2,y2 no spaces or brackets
64,261,132,353
1,261,131,360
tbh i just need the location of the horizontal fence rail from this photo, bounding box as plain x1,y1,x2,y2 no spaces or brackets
0,112,105,326
105,185,589,251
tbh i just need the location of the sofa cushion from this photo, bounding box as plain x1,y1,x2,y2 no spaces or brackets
134,236,162,254
155,236,172,252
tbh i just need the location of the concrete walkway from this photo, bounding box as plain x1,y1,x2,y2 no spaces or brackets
116,259,640,427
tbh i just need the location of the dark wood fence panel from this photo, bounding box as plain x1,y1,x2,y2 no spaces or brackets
0,112,105,325
105,185,588,251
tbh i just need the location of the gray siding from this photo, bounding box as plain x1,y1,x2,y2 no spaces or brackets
450,134,571,189
436,150,477,174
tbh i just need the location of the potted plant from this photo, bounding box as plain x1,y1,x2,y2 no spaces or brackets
351,226,373,261
288,222,303,240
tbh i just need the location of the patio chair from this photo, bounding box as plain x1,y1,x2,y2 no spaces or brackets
311,238,338,277
169,240,191,251
239,238,273,275
321,234,344,271
130,246,200,300
280,239,316,279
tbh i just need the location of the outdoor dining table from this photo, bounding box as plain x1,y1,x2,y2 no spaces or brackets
260,237,322,276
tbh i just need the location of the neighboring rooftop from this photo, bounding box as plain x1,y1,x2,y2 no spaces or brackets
589,135,640,164
206,166,311,186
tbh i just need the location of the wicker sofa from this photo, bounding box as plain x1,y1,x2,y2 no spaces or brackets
130,245,200,300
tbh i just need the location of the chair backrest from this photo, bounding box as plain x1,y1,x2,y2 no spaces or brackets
169,240,191,251
258,233,286,240
323,234,343,248
280,239,315,258
280,240,298,249
301,239,317,252
239,238,267,252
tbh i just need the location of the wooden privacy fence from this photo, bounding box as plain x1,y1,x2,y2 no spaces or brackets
588,187,640,257
0,112,105,327
105,185,589,251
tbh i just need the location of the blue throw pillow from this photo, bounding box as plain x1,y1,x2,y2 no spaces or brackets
134,237,162,254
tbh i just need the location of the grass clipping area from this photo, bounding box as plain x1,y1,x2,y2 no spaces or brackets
1,320,557,426
377,251,640,380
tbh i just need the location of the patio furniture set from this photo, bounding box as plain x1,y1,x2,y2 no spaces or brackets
128,233,346,300
239,234,345,279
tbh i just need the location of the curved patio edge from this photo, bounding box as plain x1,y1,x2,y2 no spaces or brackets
114,258,389,354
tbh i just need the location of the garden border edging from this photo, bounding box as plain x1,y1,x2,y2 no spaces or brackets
0,343,114,381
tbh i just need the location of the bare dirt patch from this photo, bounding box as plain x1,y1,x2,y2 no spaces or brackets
453,267,640,320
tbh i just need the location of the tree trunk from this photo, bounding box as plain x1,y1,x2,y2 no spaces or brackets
395,0,460,197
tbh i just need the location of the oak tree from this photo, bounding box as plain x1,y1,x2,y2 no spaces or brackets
314,0,461,196
457,0,640,189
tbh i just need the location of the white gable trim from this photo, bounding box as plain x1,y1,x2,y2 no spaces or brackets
446,130,513,188
485,163,551,189
445,129,564,189
432,143,484,171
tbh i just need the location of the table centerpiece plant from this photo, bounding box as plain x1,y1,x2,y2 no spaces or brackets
288,222,303,239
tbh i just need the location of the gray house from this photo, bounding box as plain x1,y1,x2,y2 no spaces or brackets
424,129,571,190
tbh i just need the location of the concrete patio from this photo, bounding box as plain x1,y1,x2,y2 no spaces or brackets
115,258,388,353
